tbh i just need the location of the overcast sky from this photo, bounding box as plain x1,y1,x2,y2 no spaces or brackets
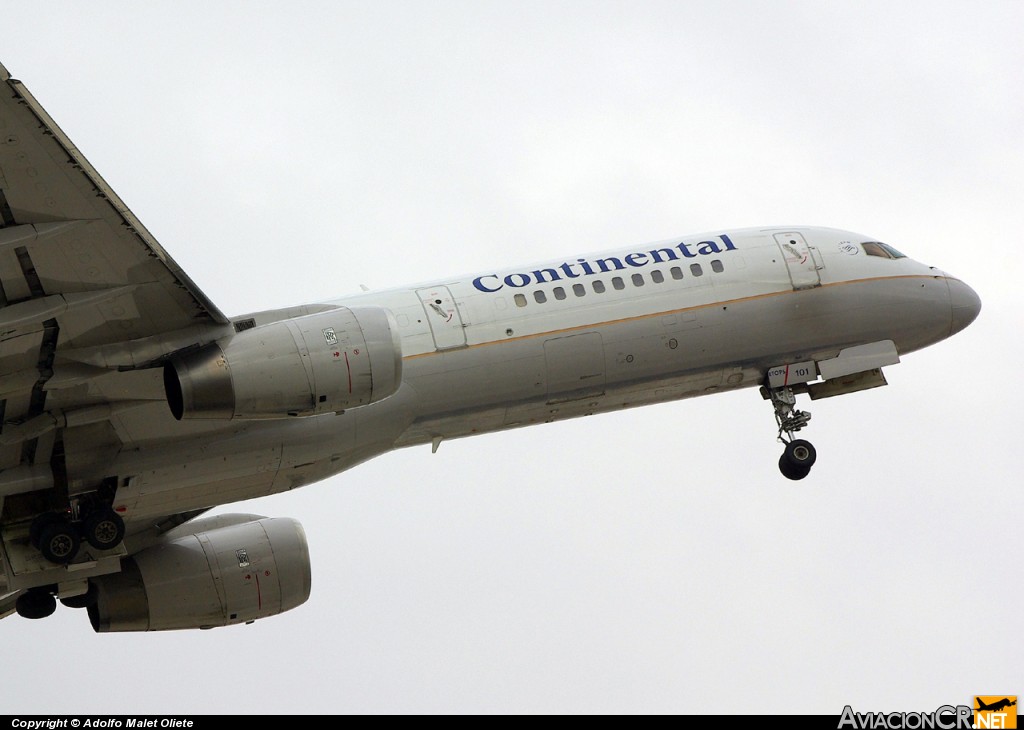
3,0,1021,715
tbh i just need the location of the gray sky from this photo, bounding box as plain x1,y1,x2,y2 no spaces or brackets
4,0,1021,715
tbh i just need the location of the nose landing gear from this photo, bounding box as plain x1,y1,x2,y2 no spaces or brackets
765,386,816,480
779,438,816,480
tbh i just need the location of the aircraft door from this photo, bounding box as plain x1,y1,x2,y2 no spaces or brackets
774,232,822,290
416,286,467,350
544,332,605,402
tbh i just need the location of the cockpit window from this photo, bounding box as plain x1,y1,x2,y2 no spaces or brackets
862,242,907,259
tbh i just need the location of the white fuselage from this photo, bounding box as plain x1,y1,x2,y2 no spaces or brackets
79,226,972,531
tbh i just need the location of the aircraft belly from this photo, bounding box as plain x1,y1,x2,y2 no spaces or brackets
544,332,605,401
111,439,285,522
106,388,417,520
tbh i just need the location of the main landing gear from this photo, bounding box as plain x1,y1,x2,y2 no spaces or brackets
15,587,57,619
28,504,126,564
765,386,817,480
14,582,98,619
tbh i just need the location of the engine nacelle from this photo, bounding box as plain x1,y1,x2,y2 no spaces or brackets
87,517,311,632
164,305,402,419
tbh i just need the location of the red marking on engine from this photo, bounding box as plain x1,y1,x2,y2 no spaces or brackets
114,506,127,513
784,363,790,385
254,571,262,611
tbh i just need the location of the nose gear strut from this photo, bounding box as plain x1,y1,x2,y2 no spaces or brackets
764,385,817,480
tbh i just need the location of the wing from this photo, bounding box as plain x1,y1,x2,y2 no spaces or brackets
0,61,230,601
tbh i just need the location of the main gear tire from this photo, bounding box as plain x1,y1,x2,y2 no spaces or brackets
38,520,81,564
60,583,98,609
16,590,57,619
82,507,125,551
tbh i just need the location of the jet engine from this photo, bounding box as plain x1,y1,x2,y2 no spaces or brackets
164,305,402,419
87,517,311,632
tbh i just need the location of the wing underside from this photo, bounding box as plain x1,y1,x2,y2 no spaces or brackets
0,61,231,599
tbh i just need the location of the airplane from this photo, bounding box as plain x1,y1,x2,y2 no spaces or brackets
976,699,1017,713
0,61,980,630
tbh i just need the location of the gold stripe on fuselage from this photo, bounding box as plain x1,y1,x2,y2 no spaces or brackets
401,274,948,360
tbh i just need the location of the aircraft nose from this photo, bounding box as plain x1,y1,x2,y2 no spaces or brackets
946,277,981,336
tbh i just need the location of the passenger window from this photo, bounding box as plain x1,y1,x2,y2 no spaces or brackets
553,286,566,301
711,259,724,273
573,283,586,297
534,290,547,304
690,263,703,277
593,280,606,293
670,266,683,280
651,270,665,283
631,273,645,287
514,293,527,307
612,277,625,290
